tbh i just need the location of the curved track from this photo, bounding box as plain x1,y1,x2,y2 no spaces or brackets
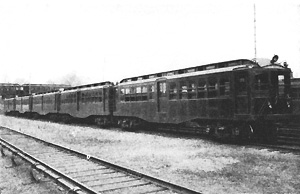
0,126,202,194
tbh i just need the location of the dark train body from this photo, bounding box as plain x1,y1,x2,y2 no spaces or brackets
4,58,295,141
290,78,300,120
0,83,69,99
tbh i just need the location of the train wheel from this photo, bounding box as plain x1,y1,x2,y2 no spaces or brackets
95,117,103,127
119,118,135,131
95,117,109,128
235,124,252,143
117,119,123,127
128,120,134,129
120,119,128,129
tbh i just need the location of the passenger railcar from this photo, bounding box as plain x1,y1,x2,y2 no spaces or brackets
4,97,15,114
291,78,300,117
114,58,292,139
3,57,294,141
12,82,114,124
30,92,57,118
4,95,31,116
58,82,114,124
115,60,245,125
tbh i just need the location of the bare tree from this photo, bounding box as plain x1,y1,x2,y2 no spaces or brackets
60,73,83,87
14,78,30,85
46,79,55,84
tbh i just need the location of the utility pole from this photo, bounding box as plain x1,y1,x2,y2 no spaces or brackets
254,4,257,61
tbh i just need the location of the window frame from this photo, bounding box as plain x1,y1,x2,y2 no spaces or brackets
207,77,218,98
197,78,207,99
169,81,178,100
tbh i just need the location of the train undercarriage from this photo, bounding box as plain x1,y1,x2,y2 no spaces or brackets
5,111,283,143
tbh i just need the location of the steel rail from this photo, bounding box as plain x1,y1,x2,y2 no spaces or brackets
0,135,98,194
0,127,202,194
248,142,300,154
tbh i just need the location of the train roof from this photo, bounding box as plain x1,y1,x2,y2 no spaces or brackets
119,58,291,85
32,93,48,97
118,63,254,86
5,82,113,98
4,97,15,100
33,81,113,95
120,59,257,84
61,81,113,93
0,83,20,87
119,59,260,85
33,89,60,96
14,95,30,100
21,83,70,87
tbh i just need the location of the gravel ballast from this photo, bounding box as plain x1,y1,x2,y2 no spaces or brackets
0,152,62,194
0,115,300,194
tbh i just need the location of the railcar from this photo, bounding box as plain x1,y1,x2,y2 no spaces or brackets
15,96,22,115
3,57,293,141
4,95,31,117
53,82,114,124
21,83,70,96
114,58,292,140
30,92,56,118
291,78,300,118
3,82,114,124
4,97,16,115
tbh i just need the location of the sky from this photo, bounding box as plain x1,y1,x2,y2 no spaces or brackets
0,0,299,85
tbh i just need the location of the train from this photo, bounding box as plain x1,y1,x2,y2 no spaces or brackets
0,83,70,99
291,78,300,121
3,56,296,141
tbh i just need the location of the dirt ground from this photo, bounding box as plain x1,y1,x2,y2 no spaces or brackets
0,152,62,194
0,115,300,194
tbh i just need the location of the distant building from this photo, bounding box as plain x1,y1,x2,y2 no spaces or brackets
0,83,70,99
21,84,70,95
0,83,21,99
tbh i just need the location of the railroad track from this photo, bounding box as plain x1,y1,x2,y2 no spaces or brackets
0,126,202,194
249,142,300,154
246,125,300,154
277,125,300,146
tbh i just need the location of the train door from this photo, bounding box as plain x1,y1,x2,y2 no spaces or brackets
103,87,107,112
13,98,16,111
55,93,61,112
234,71,250,114
108,87,115,114
29,96,33,112
4,100,8,112
156,80,167,113
41,96,44,111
